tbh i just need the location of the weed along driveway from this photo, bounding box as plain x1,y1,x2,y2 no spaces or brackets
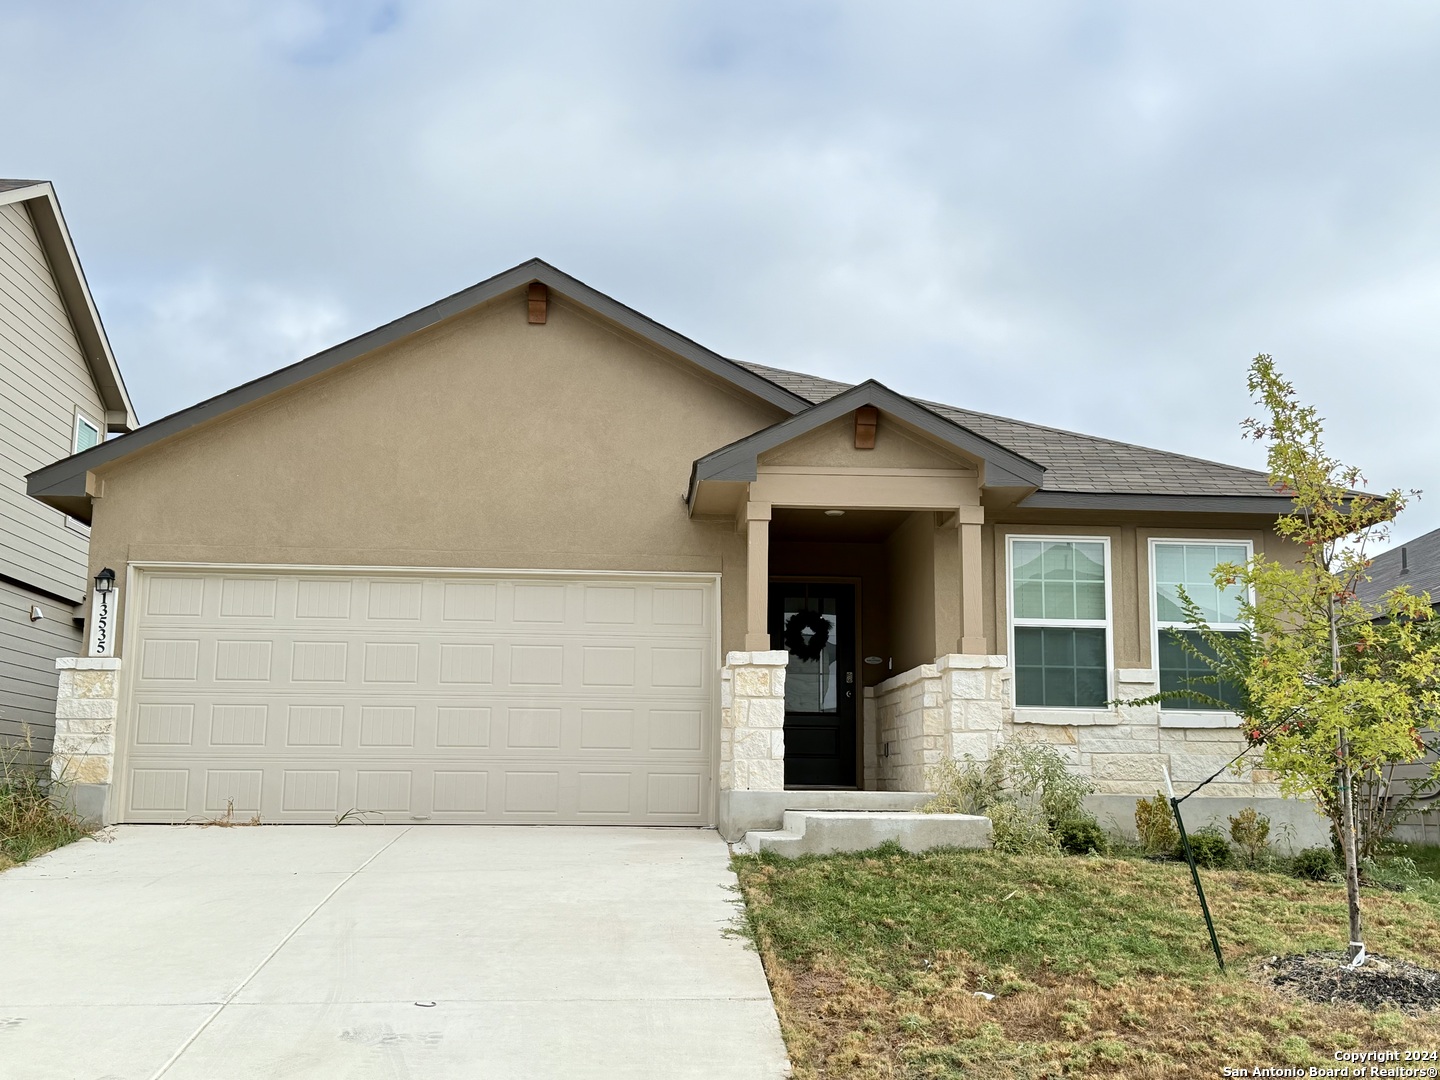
0,826,790,1080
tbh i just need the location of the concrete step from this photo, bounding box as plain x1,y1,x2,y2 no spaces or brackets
737,828,803,854
719,789,936,841
744,810,991,858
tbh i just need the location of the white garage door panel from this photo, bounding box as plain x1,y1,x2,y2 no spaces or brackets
121,572,715,825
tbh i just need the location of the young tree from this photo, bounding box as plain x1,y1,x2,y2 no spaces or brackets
1141,355,1440,964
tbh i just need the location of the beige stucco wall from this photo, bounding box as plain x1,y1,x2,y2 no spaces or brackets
759,413,978,473
85,290,788,655
78,278,1300,679
885,512,938,672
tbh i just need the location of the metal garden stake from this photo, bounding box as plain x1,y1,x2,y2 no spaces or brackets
1164,766,1225,972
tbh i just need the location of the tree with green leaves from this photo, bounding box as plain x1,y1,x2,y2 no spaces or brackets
1134,355,1440,964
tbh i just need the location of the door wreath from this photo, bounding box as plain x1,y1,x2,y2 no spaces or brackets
784,610,832,662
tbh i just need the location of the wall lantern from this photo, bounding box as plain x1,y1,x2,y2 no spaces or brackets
94,568,116,594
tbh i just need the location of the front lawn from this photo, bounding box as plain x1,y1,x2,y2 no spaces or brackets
734,845,1440,1078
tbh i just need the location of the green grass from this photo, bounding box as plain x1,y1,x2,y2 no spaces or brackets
734,844,1440,1079
1391,840,1440,881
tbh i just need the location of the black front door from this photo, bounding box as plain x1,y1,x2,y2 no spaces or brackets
769,583,856,788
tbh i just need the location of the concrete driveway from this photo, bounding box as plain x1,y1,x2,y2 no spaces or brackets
0,826,791,1080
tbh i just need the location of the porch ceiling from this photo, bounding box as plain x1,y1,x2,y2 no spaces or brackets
770,507,912,543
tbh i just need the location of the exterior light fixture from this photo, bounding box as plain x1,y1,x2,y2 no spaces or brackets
824,510,845,517
94,568,116,594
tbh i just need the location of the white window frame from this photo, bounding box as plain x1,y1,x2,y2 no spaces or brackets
1006,534,1114,712
73,409,101,454
1148,538,1254,717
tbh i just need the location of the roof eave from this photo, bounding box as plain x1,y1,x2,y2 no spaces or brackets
2,182,137,431
26,258,814,514
27,467,96,524
1017,491,1294,514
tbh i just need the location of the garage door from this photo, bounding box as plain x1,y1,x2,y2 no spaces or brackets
119,570,715,825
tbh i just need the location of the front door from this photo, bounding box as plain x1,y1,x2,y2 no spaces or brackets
768,582,856,788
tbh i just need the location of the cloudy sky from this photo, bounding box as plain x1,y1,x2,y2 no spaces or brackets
7,2,1439,542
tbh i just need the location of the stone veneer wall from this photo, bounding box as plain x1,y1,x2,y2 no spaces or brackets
1017,668,1280,801
52,656,122,822
873,655,1009,791
872,656,1280,804
873,663,938,790
862,689,878,790
720,650,788,792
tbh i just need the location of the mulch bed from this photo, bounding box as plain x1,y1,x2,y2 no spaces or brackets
1259,951,1440,1013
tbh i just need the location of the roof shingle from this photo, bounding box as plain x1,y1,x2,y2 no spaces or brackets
1358,527,1440,608
734,360,1279,498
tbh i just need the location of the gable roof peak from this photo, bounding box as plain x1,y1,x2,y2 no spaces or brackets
0,180,136,431
27,258,812,521
688,376,1045,505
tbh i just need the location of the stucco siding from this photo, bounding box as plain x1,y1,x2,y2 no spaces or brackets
885,512,937,672
86,290,787,655
0,579,82,763
758,413,977,472
0,201,105,601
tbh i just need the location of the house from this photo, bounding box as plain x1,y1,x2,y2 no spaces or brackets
1358,527,1440,845
1,180,135,768
1359,527,1440,611
25,259,1324,841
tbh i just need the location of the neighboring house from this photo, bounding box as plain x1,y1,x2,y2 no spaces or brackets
26,259,1322,841
1358,527,1440,611
1358,527,1440,845
1,180,135,766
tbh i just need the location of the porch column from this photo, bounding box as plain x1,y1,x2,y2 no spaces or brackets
958,505,986,654
743,501,772,652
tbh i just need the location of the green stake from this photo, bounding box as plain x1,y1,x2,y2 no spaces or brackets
1164,765,1225,972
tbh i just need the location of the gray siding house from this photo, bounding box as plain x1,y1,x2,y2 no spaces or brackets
1359,527,1440,844
1,180,135,763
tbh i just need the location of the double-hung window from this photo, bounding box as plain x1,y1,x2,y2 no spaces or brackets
1151,540,1250,711
1009,537,1111,708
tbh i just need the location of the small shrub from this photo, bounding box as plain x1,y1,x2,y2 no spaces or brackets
1228,806,1272,866
1134,791,1179,855
1000,741,1095,829
1178,827,1233,869
925,740,1095,856
1291,846,1340,882
989,800,1058,855
1056,817,1108,855
924,755,1005,815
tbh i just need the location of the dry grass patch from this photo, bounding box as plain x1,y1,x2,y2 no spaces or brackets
0,738,93,869
734,845,1440,1078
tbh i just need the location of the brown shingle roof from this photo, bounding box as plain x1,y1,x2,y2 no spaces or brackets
734,360,1279,498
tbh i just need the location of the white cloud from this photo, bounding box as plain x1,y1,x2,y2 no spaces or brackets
114,274,347,418
5,0,1440,541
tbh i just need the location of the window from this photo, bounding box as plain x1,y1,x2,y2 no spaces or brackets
73,412,100,453
1009,537,1110,708
1151,541,1251,711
